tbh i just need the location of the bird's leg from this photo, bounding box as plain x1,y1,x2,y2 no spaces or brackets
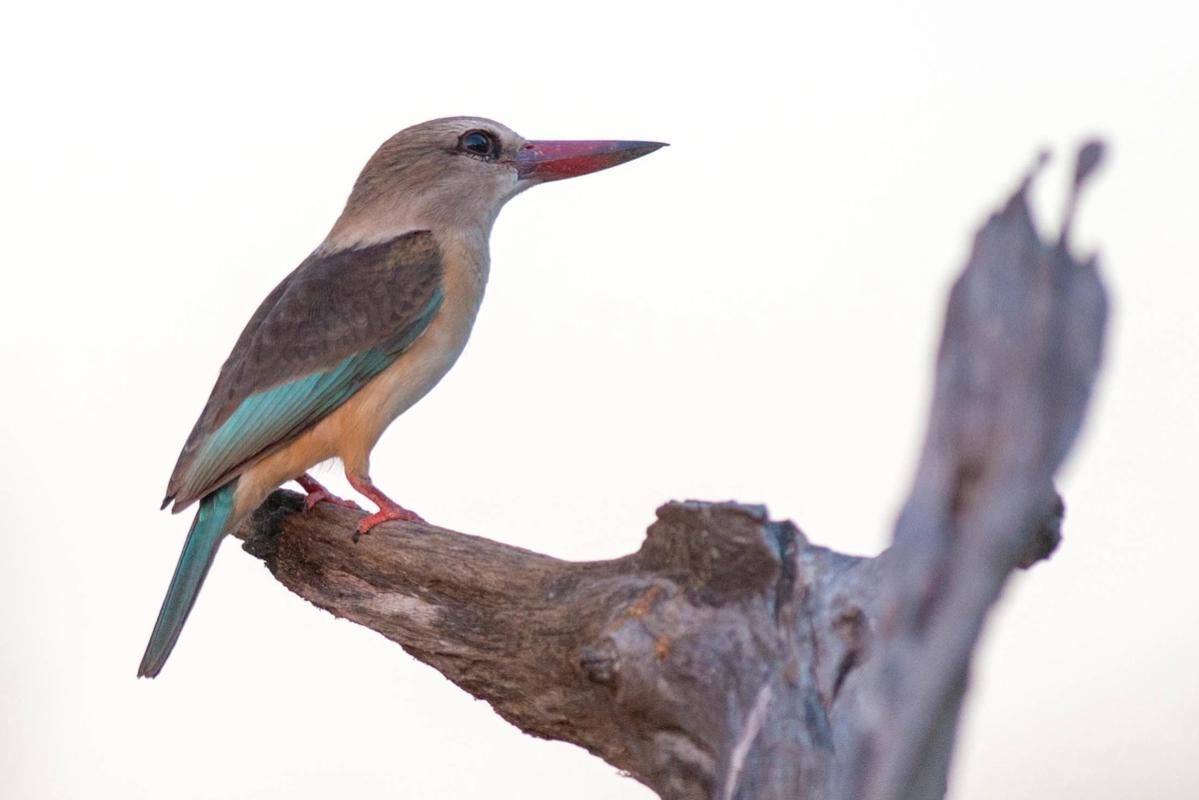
295,473,362,513
345,471,424,540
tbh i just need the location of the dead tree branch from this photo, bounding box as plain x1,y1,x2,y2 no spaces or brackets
231,143,1107,800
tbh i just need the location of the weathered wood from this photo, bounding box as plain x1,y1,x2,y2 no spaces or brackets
836,144,1107,800
232,143,1106,800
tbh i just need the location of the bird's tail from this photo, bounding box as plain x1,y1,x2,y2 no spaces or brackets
138,481,237,678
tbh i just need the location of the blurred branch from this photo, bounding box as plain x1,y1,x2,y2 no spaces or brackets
835,142,1107,800
232,142,1107,800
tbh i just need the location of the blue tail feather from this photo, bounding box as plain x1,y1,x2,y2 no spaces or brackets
138,481,237,678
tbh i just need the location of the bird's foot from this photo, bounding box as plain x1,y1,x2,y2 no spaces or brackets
296,473,362,513
308,489,363,513
354,502,425,541
345,472,424,542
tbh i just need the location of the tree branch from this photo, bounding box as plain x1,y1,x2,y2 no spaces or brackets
231,142,1106,800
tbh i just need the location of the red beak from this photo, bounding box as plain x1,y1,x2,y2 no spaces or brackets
513,139,667,182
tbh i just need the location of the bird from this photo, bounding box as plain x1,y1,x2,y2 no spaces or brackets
139,117,665,678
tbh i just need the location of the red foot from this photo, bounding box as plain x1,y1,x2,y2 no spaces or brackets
345,472,425,540
296,473,362,513
356,504,424,535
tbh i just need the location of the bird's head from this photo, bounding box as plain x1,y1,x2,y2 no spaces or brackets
327,116,665,250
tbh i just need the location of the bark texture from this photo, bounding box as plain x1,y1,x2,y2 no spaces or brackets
232,144,1107,800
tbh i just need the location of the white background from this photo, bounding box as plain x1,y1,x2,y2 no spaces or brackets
2,1,1196,798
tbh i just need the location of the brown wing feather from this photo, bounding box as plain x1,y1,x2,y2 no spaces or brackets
163,230,442,510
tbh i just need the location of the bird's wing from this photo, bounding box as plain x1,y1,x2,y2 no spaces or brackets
163,230,443,511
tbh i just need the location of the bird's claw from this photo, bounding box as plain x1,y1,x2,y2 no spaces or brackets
296,473,362,513
352,505,424,542
303,487,362,513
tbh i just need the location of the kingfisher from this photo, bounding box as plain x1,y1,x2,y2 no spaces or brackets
140,117,665,677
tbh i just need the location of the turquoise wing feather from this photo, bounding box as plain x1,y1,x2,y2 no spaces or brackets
183,301,439,495
164,231,443,510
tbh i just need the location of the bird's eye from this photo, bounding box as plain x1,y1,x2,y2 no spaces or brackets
459,130,499,159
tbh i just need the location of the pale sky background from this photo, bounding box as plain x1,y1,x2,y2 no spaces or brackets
1,1,1196,798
